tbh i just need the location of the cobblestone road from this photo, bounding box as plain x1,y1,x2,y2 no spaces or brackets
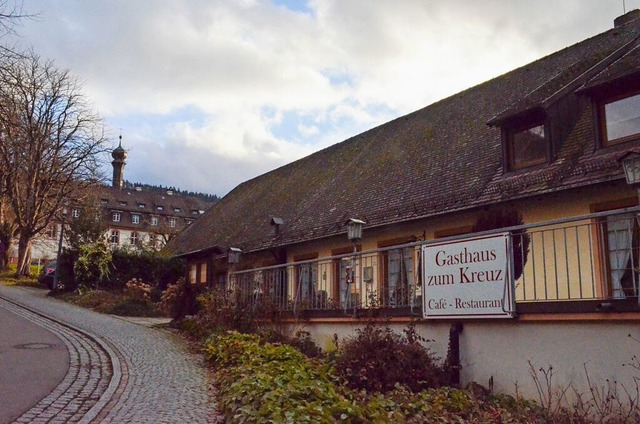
0,285,218,423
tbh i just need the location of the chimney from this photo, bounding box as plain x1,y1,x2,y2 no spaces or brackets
614,9,640,27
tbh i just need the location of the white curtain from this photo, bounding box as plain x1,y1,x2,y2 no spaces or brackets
607,215,633,299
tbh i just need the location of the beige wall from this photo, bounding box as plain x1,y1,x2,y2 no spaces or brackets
277,181,639,306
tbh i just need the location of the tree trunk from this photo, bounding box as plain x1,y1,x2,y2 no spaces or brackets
15,234,32,277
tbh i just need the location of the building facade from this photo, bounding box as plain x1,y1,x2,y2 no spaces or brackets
167,11,640,400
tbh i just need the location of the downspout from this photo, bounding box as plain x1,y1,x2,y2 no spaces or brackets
448,322,464,387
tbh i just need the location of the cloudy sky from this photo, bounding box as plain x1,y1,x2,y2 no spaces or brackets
5,0,638,196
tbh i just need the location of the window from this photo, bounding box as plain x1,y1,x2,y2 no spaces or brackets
169,217,177,228
151,216,158,226
149,233,157,248
604,214,639,299
112,212,121,222
383,248,414,307
119,201,127,206
507,123,547,170
296,263,317,304
138,203,146,209
189,264,197,284
199,263,208,284
601,92,640,145
47,225,58,239
130,231,139,245
173,207,181,213
110,230,119,245
132,214,140,224
101,199,108,205
71,208,80,218
186,219,193,225
157,205,164,211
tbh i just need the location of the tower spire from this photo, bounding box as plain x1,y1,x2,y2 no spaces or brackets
111,134,127,189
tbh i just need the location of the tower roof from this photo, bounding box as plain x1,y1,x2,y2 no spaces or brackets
112,136,127,160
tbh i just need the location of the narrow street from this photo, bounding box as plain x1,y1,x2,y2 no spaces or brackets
0,285,217,423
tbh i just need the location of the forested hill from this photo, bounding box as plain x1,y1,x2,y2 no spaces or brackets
122,181,220,203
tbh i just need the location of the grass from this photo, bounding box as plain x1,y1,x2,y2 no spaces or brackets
55,288,164,317
0,264,42,288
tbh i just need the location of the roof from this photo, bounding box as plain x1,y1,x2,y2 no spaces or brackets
166,11,640,257
99,186,212,231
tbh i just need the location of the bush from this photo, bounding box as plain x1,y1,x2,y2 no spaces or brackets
204,330,550,423
258,329,323,359
332,321,444,393
108,250,184,292
205,331,367,423
194,287,282,335
158,278,187,319
123,278,152,303
73,242,112,289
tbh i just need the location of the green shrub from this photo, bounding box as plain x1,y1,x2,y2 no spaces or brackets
108,250,184,291
332,321,444,393
258,329,323,359
73,242,112,289
202,331,555,423
205,331,367,423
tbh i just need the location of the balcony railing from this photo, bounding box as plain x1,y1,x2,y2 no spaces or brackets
228,207,640,314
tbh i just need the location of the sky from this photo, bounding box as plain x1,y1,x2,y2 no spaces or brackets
5,0,639,196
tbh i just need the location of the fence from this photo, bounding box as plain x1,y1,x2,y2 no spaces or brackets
228,207,640,313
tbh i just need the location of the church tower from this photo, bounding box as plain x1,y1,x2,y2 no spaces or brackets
111,135,127,189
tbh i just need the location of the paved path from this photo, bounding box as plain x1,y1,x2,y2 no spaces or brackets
0,285,218,423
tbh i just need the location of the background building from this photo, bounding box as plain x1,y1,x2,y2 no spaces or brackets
15,138,215,264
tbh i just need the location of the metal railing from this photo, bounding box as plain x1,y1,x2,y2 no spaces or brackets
227,207,640,313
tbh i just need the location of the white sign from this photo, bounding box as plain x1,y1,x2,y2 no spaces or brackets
422,233,515,319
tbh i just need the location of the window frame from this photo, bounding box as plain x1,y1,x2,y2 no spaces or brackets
112,211,121,222
598,89,640,147
132,214,140,225
110,230,119,245
505,120,549,171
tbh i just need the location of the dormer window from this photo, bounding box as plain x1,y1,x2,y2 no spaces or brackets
507,122,547,170
600,91,640,146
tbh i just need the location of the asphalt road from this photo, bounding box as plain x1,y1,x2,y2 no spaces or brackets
0,302,69,424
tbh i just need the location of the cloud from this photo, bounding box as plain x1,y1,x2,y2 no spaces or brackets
8,0,634,195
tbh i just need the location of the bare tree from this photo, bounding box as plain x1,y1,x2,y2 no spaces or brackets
0,1,36,57
0,52,108,276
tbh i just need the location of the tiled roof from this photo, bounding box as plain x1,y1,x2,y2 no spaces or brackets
167,13,640,257
99,186,212,232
